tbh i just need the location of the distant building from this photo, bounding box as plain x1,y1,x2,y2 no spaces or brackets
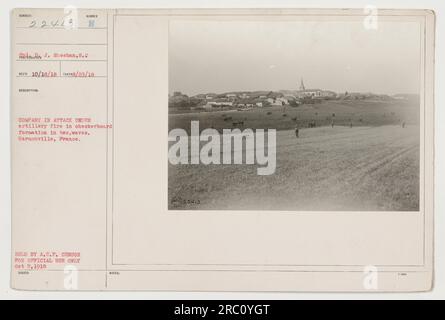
206,99,233,107
296,79,325,98
321,90,337,98
276,97,289,105
266,91,284,99
296,79,322,98
299,78,306,91
266,98,283,106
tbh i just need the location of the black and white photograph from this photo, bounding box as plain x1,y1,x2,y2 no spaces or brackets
4,4,439,297
168,19,421,211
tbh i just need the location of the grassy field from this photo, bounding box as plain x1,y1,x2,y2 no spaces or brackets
168,99,420,211
169,125,419,211
169,98,419,134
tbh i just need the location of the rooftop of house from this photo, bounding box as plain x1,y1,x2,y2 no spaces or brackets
297,89,322,92
208,98,233,103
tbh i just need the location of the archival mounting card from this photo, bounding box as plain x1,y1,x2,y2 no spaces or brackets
11,8,435,291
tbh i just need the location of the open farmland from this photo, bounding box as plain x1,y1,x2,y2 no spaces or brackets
168,125,420,211
169,98,420,134
168,98,420,211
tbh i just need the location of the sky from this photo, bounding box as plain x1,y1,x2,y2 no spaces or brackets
169,20,421,96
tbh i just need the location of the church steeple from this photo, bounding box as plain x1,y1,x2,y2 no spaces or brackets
299,78,305,91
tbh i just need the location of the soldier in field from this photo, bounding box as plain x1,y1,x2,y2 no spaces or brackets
295,124,299,138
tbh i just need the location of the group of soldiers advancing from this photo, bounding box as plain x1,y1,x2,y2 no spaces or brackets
294,120,406,139
294,118,357,139
294,119,340,138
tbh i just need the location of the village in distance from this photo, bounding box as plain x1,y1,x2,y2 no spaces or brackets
168,79,419,133
168,79,420,211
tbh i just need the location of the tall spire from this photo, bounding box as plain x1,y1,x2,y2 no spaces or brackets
300,78,305,91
